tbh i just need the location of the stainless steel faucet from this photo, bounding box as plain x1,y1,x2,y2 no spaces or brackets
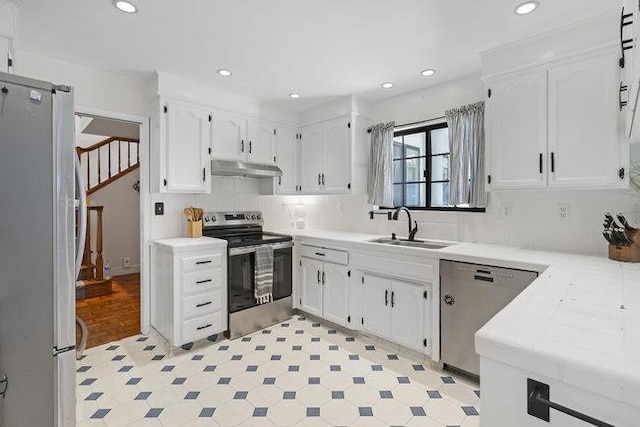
392,206,418,241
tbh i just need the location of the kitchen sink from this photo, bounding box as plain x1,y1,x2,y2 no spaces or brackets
368,237,453,250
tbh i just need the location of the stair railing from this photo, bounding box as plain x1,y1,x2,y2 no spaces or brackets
76,137,140,195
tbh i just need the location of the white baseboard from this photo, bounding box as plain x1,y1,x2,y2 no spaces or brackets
111,265,140,277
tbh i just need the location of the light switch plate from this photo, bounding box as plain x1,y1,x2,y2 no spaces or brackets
155,202,164,216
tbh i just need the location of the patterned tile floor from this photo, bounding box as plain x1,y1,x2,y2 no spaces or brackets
76,316,480,426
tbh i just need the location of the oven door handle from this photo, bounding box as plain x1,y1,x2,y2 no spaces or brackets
228,240,294,256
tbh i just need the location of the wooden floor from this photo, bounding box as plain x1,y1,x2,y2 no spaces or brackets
76,273,140,349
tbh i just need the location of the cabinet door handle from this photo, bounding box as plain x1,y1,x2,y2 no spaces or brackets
391,291,395,308
317,270,321,284
322,271,326,284
202,167,206,182
241,139,245,152
278,176,282,186
196,279,212,284
539,153,543,174
318,174,321,185
620,7,635,68
197,323,212,331
196,301,212,308
550,152,555,173
249,140,252,153
385,289,389,306
321,173,325,185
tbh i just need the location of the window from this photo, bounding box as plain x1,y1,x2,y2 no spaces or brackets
390,123,482,211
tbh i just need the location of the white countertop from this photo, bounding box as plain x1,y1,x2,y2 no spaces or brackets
153,236,228,249
274,228,640,408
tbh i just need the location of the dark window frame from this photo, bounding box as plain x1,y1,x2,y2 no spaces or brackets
381,123,485,213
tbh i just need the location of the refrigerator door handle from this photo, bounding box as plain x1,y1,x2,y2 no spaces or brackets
75,154,87,277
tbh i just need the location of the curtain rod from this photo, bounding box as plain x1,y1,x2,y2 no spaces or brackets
367,116,446,133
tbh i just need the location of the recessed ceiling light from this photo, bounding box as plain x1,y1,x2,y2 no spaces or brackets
420,69,436,77
381,82,394,89
217,69,232,77
113,0,138,13
288,93,301,99
514,1,539,15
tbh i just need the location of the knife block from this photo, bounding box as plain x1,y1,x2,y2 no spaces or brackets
608,243,640,262
186,220,202,238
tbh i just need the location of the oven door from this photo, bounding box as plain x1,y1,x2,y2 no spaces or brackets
227,242,293,314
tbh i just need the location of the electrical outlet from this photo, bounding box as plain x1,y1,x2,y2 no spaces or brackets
558,203,570,220
501,202,513,217
123,257,131,268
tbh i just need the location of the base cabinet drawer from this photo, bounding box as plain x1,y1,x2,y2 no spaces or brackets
182,269,223,295
181,253,222,272
182,312,224,344
182,290,223,320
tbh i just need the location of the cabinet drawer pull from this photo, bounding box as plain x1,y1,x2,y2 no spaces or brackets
197,323,212,331
314,252,325,257
196,279,212,284
196,260,212,265
196,301,212,308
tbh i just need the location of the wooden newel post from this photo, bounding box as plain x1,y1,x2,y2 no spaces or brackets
82,202,92,280
95,206,104,280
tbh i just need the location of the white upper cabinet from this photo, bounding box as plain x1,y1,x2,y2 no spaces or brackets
300,123,324,192
322,118,352,192
485,48,625,190
547,52,622,188
300,116,353,194
246,119,276,165
274,126,299,194
210,111,246,162
486,70,548,189
0,37,9,73
211,113,275,165
160,99,211,193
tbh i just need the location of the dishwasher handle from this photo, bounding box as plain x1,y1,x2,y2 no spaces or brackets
474,275,494,283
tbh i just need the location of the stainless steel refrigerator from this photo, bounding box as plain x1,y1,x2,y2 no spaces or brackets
0,72,83,426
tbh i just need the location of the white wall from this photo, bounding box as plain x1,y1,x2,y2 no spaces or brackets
260,76,640,257
17,51,150,116
88,169,141,276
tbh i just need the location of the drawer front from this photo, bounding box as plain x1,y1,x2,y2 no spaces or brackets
182,290,222,320
182,269,223,295
181,312,223,344
300,244,348,265
181,253,223,272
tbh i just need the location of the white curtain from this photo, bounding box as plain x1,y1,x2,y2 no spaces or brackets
367,122,395,206
445,101,487,208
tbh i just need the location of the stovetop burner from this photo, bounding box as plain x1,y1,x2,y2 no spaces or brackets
202,211,292,248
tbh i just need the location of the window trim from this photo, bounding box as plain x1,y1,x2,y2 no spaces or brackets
382,122,486,213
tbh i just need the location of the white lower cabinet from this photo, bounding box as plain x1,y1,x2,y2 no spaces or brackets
151,238,228,347
298,244,349,327
351,250,436,357
361,272,427,352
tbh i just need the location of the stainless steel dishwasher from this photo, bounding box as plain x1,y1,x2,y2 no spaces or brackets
440,260,538,379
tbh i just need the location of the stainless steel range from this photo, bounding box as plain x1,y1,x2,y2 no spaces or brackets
202,211,293,339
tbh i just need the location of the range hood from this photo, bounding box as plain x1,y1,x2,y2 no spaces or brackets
211,159,282,178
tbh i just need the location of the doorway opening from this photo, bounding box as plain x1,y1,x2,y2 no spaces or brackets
74,113,142,349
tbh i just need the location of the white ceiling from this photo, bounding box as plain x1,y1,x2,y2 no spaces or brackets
14,0,618,111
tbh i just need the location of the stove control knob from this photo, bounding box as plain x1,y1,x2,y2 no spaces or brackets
204,216,210,223
211,215,217,222
257,213,262,220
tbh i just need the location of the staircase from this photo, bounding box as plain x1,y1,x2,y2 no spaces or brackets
75,137,140,299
